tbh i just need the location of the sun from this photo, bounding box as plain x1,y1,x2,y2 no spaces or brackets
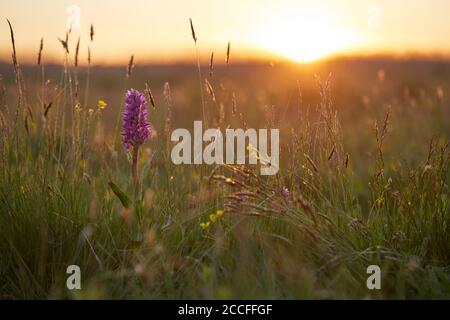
252,15,357,63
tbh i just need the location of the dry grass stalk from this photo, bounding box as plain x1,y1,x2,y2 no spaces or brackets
145,83,156,109
7,19,24,126
163,82,173,137
204,79,216,102
210,174,249,189
425,136,435,166
75,80,80,100
58,32,70,54
375,107,391,170
328,146,335,161
126,54,135,78
163,82,172,107
231,92,237,117
189,18,197,43
74,37,80,67
44,102,53,118
188,18,206,125
290,193,319,229
7,20,18,72
222,163,258,179
37,37,44,65
226,41,231,64
90,23,94,42
209,51,214,77
304,153,319,173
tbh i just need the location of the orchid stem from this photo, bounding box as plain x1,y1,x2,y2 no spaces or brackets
132,146,139,198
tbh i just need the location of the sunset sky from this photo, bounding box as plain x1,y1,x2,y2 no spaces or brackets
1,0,450,65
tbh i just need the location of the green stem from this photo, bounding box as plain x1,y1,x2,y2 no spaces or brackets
132,146,139,197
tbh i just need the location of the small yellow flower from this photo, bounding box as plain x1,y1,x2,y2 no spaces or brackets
200,222,210,230
209,214,217,223
216,210,224,218
97,100,107,109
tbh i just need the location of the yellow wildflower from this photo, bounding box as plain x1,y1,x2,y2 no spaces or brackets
209,214,217,223
216,210,224,218
200,222,210,230
97,100,108,109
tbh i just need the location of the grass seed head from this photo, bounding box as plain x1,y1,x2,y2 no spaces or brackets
37,37,44,65
189,18,197,43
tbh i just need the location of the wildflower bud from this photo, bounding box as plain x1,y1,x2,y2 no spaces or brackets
281,187,290,199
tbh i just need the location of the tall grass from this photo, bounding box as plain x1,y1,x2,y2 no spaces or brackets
0,20,448,300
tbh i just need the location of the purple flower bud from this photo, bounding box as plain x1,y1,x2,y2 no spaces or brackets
281,186,289,199
121,89,151,151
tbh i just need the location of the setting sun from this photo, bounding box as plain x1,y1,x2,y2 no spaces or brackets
252,14,359,62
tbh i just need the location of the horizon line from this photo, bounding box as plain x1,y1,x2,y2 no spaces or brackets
1,51,450,68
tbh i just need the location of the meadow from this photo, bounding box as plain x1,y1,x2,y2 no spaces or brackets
0,23,449,299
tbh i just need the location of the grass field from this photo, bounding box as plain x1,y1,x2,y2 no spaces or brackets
0,23,449,299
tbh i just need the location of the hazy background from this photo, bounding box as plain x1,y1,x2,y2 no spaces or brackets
0,0,449,170
1,0,450,65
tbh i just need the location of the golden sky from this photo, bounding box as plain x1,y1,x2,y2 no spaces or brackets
1,0,450,65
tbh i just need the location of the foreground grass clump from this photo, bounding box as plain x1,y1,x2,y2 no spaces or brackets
0,21,449,299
